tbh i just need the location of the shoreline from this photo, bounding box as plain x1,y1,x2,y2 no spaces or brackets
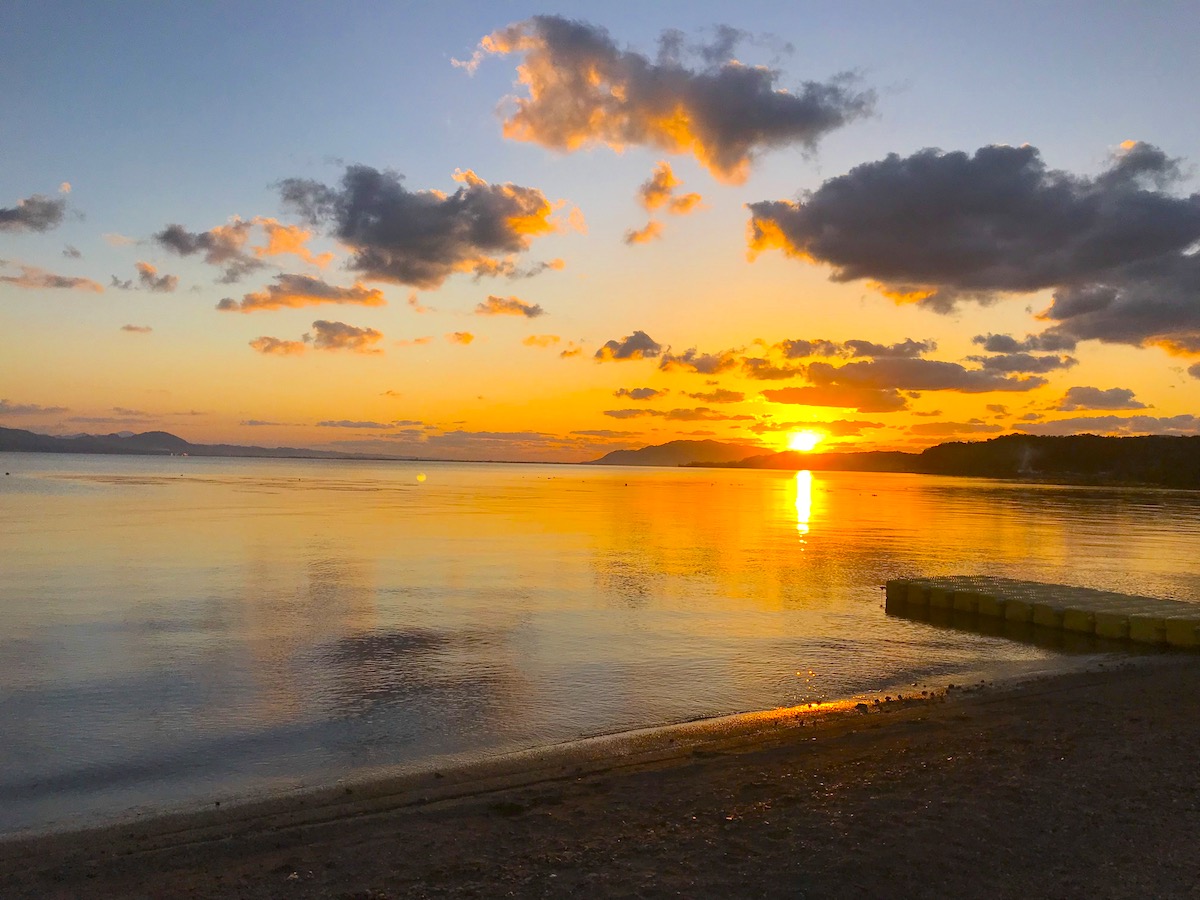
4,653,1197,898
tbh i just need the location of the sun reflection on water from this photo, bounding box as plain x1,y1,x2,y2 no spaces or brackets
794,470,813,540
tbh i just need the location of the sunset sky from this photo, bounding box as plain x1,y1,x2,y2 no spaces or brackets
3,1,1200,461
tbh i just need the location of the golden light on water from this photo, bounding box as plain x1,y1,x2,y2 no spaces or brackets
794,470,812,538
787,430,824,453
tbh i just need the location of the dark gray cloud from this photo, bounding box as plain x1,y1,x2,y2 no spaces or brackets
684,388,744,403
595,330,662,361
0,194,66,232
603,407,754,421
805,358,1047,393
1019,414,1200,436
135,262,178,293
466,16,874,181
972,332,1077,353
279,166,558,289
307,319,384,353
1190,363,1200,380
317,420,397,429
775,337,934,359
968,352,1077,374
659,347,740,374
155,219,265,283
62,245,82,259
1057,386,1148,411
748,142,1200,340
614,387,666,400
741,357,805,380
0,398,69,415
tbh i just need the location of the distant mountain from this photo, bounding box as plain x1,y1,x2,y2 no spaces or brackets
588,439,763,467
593,433,1200,490
0,426,368,460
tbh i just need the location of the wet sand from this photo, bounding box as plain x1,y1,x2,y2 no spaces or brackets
2,655,1198,899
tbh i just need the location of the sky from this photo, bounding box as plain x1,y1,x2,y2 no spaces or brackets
3,1,1200,462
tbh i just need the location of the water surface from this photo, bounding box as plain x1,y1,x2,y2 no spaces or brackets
2,453,1198,835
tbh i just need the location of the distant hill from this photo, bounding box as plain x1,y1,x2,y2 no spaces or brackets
0,426,366,460
588,439,763,467
595,434,1200,490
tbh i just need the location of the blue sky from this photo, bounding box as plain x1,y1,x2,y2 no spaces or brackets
3,2,1199,459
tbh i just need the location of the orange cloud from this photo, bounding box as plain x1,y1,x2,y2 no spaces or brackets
476,294,545,317
218,274,385,312
252,217,334,267
523,334,561,348
0,264,103,292
639,162,680,210
250,336,307,356
468,17,872,182
447,331,475,345
624,221,663,245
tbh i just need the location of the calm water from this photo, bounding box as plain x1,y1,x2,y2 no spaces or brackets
3,452,1199,836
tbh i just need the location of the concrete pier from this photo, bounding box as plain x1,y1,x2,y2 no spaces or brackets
886,576,1200,648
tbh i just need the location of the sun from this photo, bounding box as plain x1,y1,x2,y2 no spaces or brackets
787,429,825,453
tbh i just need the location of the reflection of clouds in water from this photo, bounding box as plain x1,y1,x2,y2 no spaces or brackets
309,625,525,761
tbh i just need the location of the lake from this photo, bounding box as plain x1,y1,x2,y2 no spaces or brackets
2,452,1199,836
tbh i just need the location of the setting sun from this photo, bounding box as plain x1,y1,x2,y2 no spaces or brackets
787,430,825,452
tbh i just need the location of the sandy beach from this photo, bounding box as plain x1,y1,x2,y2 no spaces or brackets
2,655,1197,899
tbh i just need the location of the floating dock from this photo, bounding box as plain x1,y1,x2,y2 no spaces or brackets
886,576,1200,648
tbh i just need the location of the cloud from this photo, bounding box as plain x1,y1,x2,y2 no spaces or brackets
748,142,1200,338
684,388,744,403
603,407,754,421
614,387,666,400
469,256,566,280
308,319,383,353
121,324,152,334
0,193,67,232
624,221,663,245
1019,414,1200,437
103,233,136,247
59,182,71,194
659,347,741,374
396,336,434,347
447,331,475,345
249,336,307,356
407,293,433,313
1190,363,1200,380
762,385,910,413
909,420,1005,436
1056,386,1148,411
465,16,873,182
155,218,265,283
217,274,385,312
805,357,1047,393
476,294,545,317
595,330,662,361
240,419,286,426
968,352,1077,374
559,341,584,358
741,357,806,380
251,217,334,267
523,334,560,348
749,418,884,436
0,398,68,415
278,166,560,289
62,245,82,259
317,420,397,429
972,332,1077,353
0,264,102,292
135,261,178,293
637,161,704,216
